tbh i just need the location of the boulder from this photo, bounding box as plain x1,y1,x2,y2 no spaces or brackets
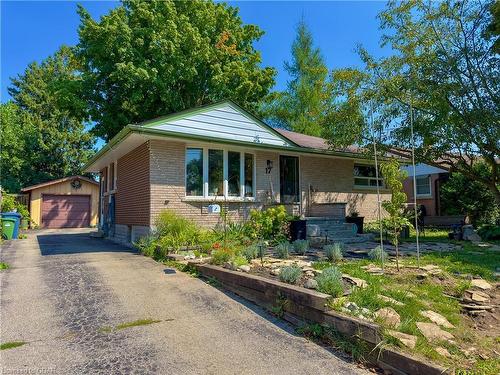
345,302,359,312
470,279,492,290
238,265,251,273
416,322,454,342
387,330,417,349
304,279,318,289
420,310,454,329
463,290,490,303
342,274,368,288
435,347,451,358
375,307,401,328
462,225,481,242
270,268,281,276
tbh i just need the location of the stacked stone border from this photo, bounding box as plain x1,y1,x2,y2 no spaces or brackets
189,263,450,375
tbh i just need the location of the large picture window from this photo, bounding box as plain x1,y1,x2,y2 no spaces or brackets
354,164,384,188
185,148,254,199
186,148,204,196
416,176,431,197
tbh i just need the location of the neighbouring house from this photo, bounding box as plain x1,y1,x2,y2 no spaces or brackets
21,176,99,228
83,100,392,244
402,164,449,217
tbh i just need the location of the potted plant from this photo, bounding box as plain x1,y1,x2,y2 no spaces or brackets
345,210,364,234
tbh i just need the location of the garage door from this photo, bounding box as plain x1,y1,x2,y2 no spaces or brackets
41,195,91,228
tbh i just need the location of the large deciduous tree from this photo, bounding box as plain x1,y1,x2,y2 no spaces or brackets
77,0,276,141
5,47,94,191
324,0,500,204
262,21,328,136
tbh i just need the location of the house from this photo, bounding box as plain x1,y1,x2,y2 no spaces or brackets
83,101,391,244
402,164,449,217
21,176,99,228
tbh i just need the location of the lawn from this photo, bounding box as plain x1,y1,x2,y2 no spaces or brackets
313,242,499,374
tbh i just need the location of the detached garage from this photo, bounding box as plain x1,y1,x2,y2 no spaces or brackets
21,176,99,229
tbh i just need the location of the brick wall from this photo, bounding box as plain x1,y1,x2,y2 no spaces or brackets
300,156,390,221
149,140,261,228
115,142,151,226
403,174,440,216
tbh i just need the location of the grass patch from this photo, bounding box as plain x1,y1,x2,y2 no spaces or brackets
0,262,9,270
115,318,161,330
100,318,162,333
0,341,26,350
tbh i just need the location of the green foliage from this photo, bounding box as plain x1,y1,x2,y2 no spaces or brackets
76,0,275,141
5,47,94,191
232,255,248,268
292,239,309,255
0,262,10,270
478,225,500,241
315,266,343,297
242,243,264,261
154,210,201,253
368,246,388,263
0,341,26,351
245,205,290,241
210,248,235,266
262,21,328,136
324,243,343,263
380,159,410,269
279,265,302,284
275,241,291,259
133,236,157,258
440,163,500,226
323,0,500,205
0,192,30,220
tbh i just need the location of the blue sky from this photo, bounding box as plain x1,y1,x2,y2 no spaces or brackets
1,0,388,102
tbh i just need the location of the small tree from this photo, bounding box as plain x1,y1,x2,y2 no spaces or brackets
380,159,410,271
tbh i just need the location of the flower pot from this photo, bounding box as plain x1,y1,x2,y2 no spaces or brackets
345,216,364,234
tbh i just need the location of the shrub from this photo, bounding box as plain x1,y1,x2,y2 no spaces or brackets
368,246,388,263
232,255,248,268
275,241,291,259
324,243,343,263
210,248,234,265
133,236,157,258
155,210,200,252
279,265,302,284
243,244,259,261
315,266,343,297
478,225,500,241
245,205,291,241
0,191,30,221
293,239,309,255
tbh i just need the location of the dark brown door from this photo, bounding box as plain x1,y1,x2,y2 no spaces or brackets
41,195,91,228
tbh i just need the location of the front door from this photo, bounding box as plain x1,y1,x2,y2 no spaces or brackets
279,155,299,204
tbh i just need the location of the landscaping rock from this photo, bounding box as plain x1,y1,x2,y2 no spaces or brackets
360,307,372,316
270,268,281,276
305,271,315,278
378,294,404,306
374,307,400,328
416,322,454,342
420,265,442,275
463,289,490,303
420,310,454,328
362,264,384,274
470,279,492,290
462,225,482,242
345,302,359,312
342,274,368,288
435,346,451,358
304,279,318,289
387,330,417,349
238,265,251,273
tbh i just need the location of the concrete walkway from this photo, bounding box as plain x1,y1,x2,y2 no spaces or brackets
0,229,367,374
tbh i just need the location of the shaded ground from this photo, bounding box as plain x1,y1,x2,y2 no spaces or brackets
0,229,367,375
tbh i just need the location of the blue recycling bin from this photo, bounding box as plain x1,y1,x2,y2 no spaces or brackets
1,212,22,239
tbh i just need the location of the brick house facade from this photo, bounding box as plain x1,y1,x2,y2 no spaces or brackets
86,101,391,244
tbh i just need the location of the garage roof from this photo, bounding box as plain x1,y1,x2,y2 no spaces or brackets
21,175,98,192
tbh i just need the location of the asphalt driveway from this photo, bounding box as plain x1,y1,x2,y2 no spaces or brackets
0,229,366,374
